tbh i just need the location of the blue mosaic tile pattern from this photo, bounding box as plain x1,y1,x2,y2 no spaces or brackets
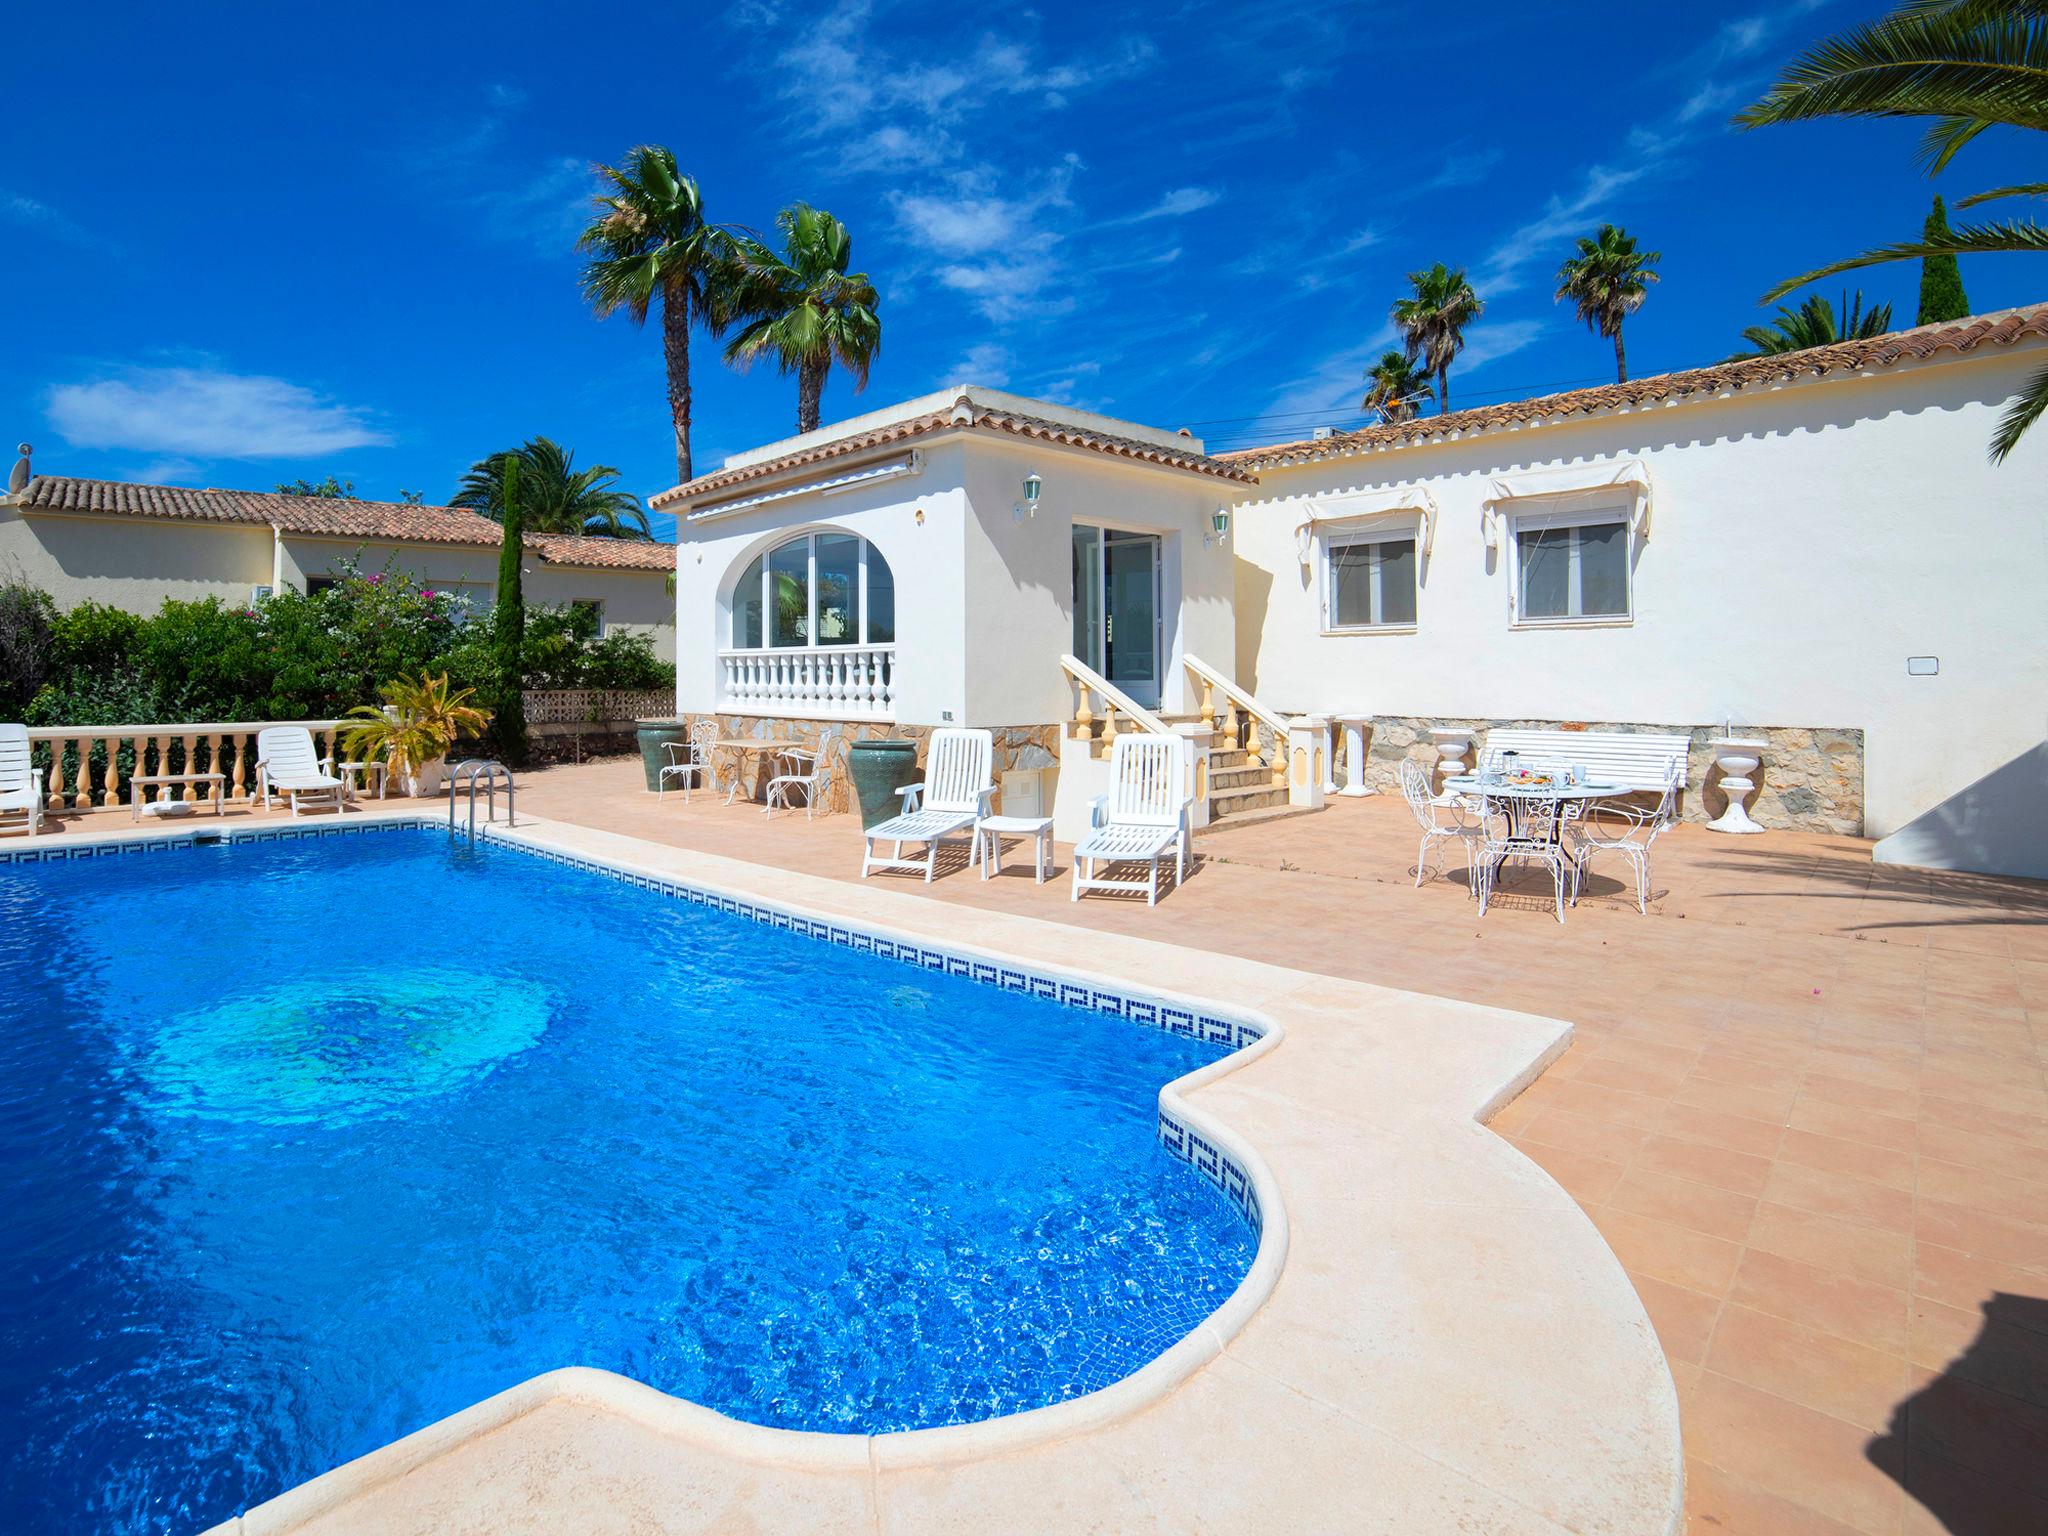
0,816,1270,1237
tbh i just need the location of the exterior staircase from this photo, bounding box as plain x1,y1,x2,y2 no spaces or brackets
1153,713,1291,822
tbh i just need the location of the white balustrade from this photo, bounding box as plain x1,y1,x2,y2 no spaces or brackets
718,645,896,721
24,719,344,813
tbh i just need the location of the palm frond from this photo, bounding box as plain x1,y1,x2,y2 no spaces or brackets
1956,180,2048,205
1991,357,2048,460
1761,217,2048,300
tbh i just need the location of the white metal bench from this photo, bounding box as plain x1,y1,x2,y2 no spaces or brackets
1480,729,1691,793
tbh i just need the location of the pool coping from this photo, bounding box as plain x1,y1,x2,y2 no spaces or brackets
9,809,1683,1535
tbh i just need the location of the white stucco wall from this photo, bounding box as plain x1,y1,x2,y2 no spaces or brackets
0,509,273,610
1230,346,2048,839
671,432,1240,727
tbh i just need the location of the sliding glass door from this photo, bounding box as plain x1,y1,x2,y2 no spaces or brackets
1071,525,1162,709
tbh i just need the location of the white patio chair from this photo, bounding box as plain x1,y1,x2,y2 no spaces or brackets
255,726,345,817
0,723,44,837
658,720,719,801
764,746,826,820
1567,759,1682,913
860,728,996,882
1400,757,1482,890
1072,734,1193,907
1475,787,1572,925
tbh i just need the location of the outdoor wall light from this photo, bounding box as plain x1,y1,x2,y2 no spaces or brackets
1211,508,1231,543
1013,471,1044,522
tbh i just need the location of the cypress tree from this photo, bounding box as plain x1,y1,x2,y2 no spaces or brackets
1917,197,1970,326
493,456,527,765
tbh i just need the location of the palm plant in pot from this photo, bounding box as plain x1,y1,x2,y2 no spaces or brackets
340,673,493,798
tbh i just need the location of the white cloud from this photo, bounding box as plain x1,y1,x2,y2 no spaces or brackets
1252,324,1398,429
1451,318,1548,376
942,342,1013,389
1113,187,1221,224
1476,134,1673,295
2,190,109,251
47,368,391,460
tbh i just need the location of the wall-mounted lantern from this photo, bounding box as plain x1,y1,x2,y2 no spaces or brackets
1013,471,1044,522
1207,507,1231,547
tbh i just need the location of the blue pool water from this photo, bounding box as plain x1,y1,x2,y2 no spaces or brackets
0,830,1254,1536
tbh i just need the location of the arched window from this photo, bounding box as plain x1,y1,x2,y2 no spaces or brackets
732,532,895,650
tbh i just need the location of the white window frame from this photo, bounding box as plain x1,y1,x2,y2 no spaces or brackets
1507,500,1635,629
1317,517,1420,634
732,531,891,650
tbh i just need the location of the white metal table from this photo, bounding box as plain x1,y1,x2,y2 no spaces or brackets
974,814,1054,882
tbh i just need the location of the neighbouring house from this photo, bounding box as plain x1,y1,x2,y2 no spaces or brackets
654,306,2048,879
0,472,678,660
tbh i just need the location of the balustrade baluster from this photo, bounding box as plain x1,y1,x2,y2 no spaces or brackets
103,736,122,808
231,733,249,802
44,738,67,811
1243,712,1263,771
71,736,94,808
1221,704,1240,753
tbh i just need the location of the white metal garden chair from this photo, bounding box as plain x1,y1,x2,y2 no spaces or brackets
1072,734,1193,907
1399,757,1482,891
860,728,996,881
658,720,719,801
1475,786,1573,925
1567,759,1683,913
0,723,44,837
764,746,826,820
255,726,345,817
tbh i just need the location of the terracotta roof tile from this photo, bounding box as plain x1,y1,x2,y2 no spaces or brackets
1224,304,2048,468
13,477,675,571
652,393,1254,508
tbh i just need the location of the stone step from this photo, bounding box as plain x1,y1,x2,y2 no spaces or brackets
1196,800,1326,837
1211,764,1277,790
1209,784,1291,817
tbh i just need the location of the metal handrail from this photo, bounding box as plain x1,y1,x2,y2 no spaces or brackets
447,759,515,839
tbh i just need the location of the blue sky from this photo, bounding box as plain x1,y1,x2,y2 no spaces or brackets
4,0,2040,539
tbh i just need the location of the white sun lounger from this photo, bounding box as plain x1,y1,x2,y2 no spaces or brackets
0,723,44,837
860,728,996,882
1072,734,1192,906
255,726,346,817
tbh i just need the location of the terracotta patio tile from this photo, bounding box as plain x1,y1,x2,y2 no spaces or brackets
1683,1372,1905,1536
1504,1135,1627,1206
1627,1271,1721,1367
1761,1161,1917,1236
1588,1207,1743,1297
1573,1055,1692,1097
1916,1156,2048,1225
1912,1243,2048,1328
1654,1102,1786,1160
1607,1166,1758,1244
1672,1073,1802,1125
1704,1303,1913,1432
1909,1295,2048,1411
1728,1248,1911,1355
1801,1072,1920,1119
1901,1369,2048,1501
1915,1197,2048,1269
1748,1201,1914,1290
1919,1092,2048,1151
1682,1459,1871,1536
1788,1096,1917,1153
1900,1441,2048,1536
1632,1132,1774,1198
1918,1068,2048,1118
1917,1118,2048,1183
1514,1106,1652,1165
1776,1127,1917,1192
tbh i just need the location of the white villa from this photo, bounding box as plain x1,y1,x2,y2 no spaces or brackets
656,305,2048,880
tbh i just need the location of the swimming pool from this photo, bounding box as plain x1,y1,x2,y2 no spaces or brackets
0,826,1258,1535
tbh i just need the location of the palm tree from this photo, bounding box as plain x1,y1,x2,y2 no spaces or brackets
1735,0,2048,458
1361,351,1435,421
1555,224,1661,382
716,204,882,434
578,146,729,483
1728,292,1895,358
452,437,651,539
1390,264,1484,415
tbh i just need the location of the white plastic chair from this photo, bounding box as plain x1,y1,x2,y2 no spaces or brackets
0,724,44,837
860,729,996,881
1399,757,1482,890
658,720,719,801
1475,787,1573,925
764,746,826,820
255,726,345,817
1072,734,1193,907
1568,760,1683,913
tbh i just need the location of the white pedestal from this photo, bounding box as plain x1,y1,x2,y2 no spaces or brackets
1706,740,1768,835
1334,714,1372,797
1429,728,1474,804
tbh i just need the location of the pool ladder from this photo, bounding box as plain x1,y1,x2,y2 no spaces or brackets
448,759,515,840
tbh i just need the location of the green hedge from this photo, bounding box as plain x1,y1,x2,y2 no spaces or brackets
4,562,674,730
